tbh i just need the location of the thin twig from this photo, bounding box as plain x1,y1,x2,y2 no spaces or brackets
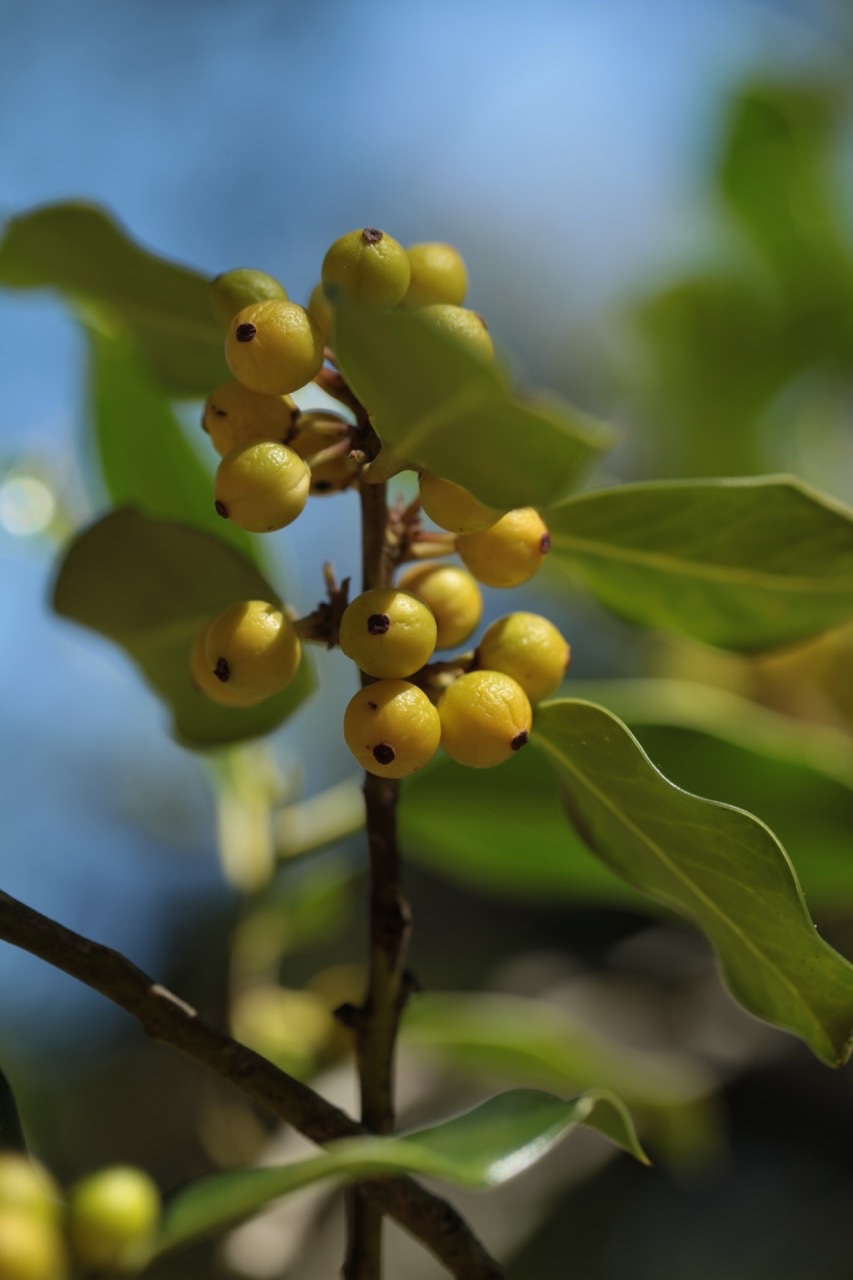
0,890,503,1279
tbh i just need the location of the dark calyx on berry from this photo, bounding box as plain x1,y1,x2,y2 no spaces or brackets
215,500,228,518
367,613,391,635
540,533,551,554
510,730,529,751
362,228,383,244
235,323,257,342
373,743,396,765
214,657,230,683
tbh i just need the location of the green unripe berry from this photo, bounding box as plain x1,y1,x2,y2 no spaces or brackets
189,624,261,708
204,600,302,702
307,282,334,342
225,300,324,395
457,508,551,588
0,1210,65,1280
402,242,468,309
210,269,288,330
321,228,411,309
397,563,482,650
339,588,437,679
420,303,493,360
419,471,503,535
215,440,310,532
438,670,532,769
343,680,441,779
0,1157,61,1227
476,613,571,703
202,380,298,458
68,1166,160,1273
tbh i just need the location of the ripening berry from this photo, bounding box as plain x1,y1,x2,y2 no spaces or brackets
202,380,298,458
343,680,441,779
419,471,503,535
321,228,411,309
288,411,359,495
457,508,551,588
307,282,334,342
397,564,482,650
0,1157,61,1227
68,1167,160,1273
210,268,288,329
204,601,302,702
189,624,261,708
420,304,494,360
438,670,532,769
339,588,437,679
476,613,571,703
232,986,332,1076
225,300,324,395
0,1211,65,1280
215,440,310,532
402,242,468,309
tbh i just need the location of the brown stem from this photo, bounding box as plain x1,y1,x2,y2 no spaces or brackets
0,890,503,1280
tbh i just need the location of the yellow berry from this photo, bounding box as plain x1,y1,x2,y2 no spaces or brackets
339,588,437,679
215,440,310,533
419,304,493,360
419,472,503,535
0,1211,65,1280
476,613,571,703
438,670,532,768
343,680,441,778
68,1167,160,1272
202,380,298,458
402,242,468,309
0,1157,61,1227
321,228,411,308
397,564,482,650
189,624,261,708
225,300,324,395
307,282,333,342
209,268,288,330
231,986,331,1075
203,601,302,702
457,508,551,588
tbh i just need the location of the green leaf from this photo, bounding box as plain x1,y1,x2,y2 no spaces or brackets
156,1089,646,1256
0,1068,27,1154
88,326,254,559
402,994,716,1162
534,699,853,1066
0,202,225,396
333,304,611,509
401,751,634,904
547,476,853,650
570,679,853,911
52,509,313,748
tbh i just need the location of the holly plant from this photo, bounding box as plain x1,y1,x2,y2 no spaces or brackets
2,199,853,1280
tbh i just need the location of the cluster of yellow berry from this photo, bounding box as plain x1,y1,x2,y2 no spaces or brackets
190,228,571,776
0,1153,160,1279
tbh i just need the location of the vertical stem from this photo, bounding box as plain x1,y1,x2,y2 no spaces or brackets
343,477,413,1280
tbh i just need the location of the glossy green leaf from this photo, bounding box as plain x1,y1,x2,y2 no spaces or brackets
402,994,715,1161
88,326,253,559
401,750,633,904
534,699,853,1065
333,304,611,509
156,1089,646,1255
0,1068,26,1154
0,202,225,395
52,509,313,748
570,679,853,911
548,476,853,650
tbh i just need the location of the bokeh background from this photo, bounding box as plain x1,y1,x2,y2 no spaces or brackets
3,1,853,1276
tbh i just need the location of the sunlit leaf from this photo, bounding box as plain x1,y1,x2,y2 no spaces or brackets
534,699,853,1066
157,1089,646,1255
333,304,611,509
52,509,313,748
548,476,853,649
88,326,253,558
0,202,225,396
